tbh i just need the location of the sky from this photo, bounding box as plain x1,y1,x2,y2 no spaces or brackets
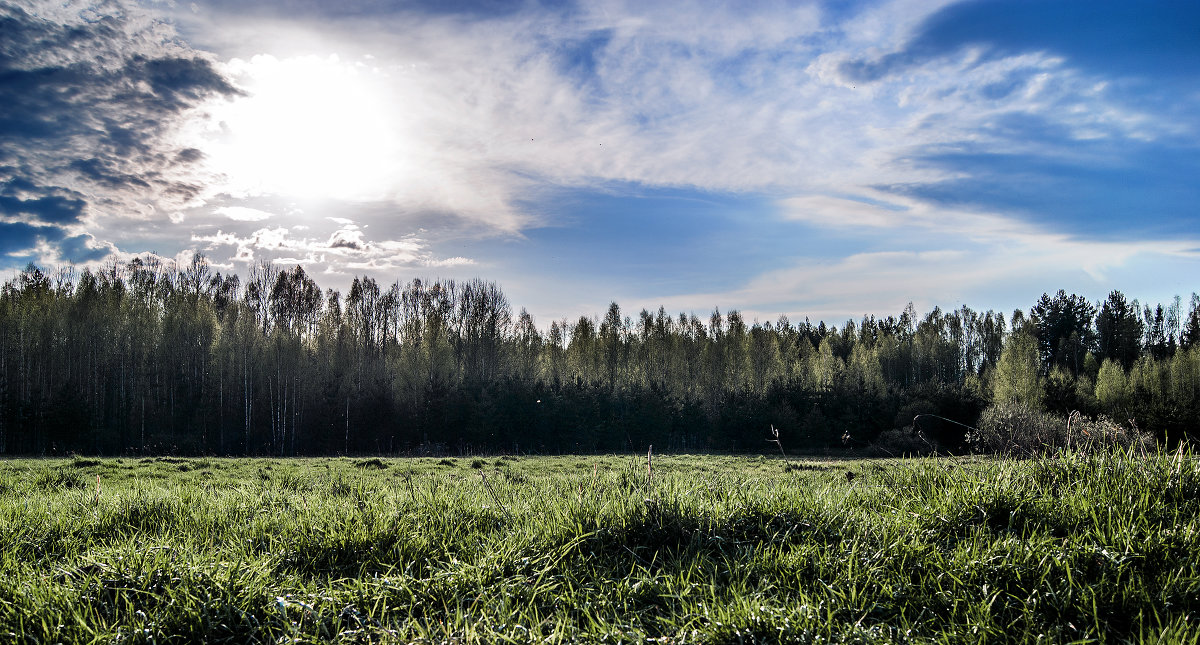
1,0,1198,326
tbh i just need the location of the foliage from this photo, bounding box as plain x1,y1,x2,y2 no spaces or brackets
1095,290,1143,369
0,257,1197,456
1030,290,1096,375
1094,358,1129,412
991,330,1042,406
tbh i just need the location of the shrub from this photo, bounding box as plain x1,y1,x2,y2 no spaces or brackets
968,402,1065,454
968,401,1153,455
867,427,938,457
1067,412,1155,454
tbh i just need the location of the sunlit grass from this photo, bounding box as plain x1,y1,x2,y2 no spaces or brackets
0,450,1197,642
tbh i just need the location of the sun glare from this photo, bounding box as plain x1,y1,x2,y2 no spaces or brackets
198,54,408,202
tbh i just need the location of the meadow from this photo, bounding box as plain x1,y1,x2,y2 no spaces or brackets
0,450,1197,643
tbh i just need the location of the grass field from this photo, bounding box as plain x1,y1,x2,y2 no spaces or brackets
1,449,1198,643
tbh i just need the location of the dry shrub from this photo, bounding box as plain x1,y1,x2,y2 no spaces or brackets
968,401,1152,455
1067,412,1155,454
867,427,938,457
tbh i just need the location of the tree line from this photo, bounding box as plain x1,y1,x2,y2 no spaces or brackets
1,255,1197,456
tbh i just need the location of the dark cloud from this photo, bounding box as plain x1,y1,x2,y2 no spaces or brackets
328,231,363,250
841,0,1200,82
0,221,63,256
0,191,86,224
134,55,239,111
59,233,113,263
68,158,151,190
0,1,238,267
176,148,205,163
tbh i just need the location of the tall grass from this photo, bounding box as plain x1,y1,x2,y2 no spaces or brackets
0,450,1196,642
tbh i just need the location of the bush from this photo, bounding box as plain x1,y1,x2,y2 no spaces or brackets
867,427,938,457
968,402,1061,454
968,401,1153,455
1067,412,1155,454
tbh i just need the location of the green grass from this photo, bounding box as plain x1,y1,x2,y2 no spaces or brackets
0,450,1198,643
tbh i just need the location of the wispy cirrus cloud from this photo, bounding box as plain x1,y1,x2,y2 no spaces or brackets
166,0,1200,320
3,0,1197,323
838,0,1200,84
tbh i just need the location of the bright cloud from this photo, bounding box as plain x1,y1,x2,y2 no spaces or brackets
215,206,274,221
191,223,468,272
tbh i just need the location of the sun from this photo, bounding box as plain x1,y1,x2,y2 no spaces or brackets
196,53,410,202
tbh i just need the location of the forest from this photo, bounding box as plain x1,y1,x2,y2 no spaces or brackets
0,254,1197,456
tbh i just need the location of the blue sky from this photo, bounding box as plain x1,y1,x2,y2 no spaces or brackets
1,0,1198,324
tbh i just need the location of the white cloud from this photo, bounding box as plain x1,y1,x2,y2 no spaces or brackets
191,224,466,273
632,221,1200,325
781,195,909,229
215,206,274,221
426,256,474,268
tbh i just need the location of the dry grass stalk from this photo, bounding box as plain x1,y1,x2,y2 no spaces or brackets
767,424,790,469
646,445,653,502
478,470,511,519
